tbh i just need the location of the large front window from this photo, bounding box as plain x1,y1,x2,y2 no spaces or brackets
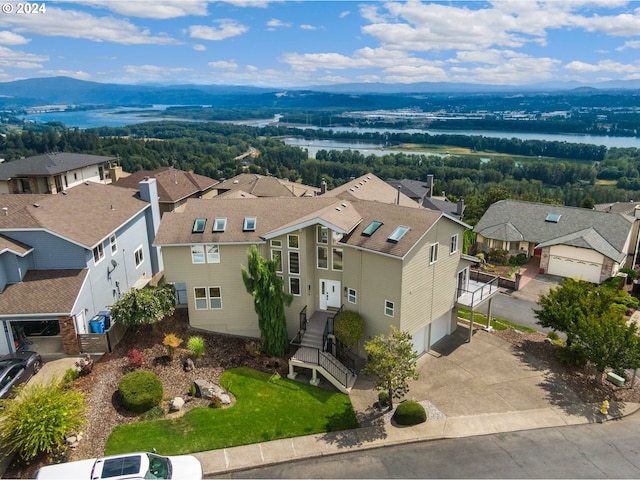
317,246,328,269
289,251,300,274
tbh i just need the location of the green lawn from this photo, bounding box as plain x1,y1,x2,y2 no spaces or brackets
457,308,537,333
104,367,358,456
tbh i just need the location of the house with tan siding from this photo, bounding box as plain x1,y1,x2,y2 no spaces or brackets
154,174,498,392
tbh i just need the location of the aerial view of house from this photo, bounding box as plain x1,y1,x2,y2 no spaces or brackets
474,199,640,284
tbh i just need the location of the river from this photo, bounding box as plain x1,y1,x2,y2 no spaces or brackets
18,107,640,150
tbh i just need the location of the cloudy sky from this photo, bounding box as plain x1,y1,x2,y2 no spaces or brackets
1,1,640,87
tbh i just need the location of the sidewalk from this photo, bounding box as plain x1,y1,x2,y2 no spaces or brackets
194,326,640,476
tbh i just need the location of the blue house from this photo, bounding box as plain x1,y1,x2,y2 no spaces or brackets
0,178,162,357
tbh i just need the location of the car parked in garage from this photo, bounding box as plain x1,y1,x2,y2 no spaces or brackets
0,350,42,399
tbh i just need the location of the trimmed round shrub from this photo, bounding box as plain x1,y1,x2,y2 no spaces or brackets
334,310,364,348
392,401,427,426
378,391,389,408
118,370,164,413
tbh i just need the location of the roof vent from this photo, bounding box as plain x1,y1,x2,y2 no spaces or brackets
341,203,347,208
33,203,40,208
335,207,341,211
2,207,7,216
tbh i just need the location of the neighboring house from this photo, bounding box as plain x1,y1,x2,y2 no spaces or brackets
0,178,163,357
595,201,640,216
154,173,497,392
215,173,320,198
474,199,640,284
111,166,219,216
387,175,465,219
0,152,115,194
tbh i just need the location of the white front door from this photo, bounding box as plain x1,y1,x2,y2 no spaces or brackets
319,279,341,310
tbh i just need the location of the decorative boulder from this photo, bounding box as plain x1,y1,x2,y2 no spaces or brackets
219,393,231,405
183,358,195,372
169,396,185,412
194,379,216,400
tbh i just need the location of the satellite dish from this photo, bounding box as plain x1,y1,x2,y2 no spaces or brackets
111,259,118,268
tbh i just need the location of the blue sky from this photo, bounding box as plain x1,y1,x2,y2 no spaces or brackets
1,1,640,87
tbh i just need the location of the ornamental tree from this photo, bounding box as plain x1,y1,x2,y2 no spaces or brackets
110,284,176,328
363,326,419,410
241,244,293,356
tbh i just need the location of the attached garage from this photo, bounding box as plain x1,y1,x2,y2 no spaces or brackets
546,245,604,284
429,312,450,348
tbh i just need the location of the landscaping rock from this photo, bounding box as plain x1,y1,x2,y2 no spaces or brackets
194,379,216,399
169,396,185,411
183,358,195,372
219,393,231,404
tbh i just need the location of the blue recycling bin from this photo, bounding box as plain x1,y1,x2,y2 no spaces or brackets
89,315,105,334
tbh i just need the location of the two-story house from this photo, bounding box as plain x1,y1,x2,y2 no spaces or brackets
0,178,162,357
154,174,498,392
0,152,115,194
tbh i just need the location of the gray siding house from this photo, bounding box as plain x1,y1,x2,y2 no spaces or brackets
0,178,162,357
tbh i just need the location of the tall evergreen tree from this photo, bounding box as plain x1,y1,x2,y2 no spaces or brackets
241,245,293,356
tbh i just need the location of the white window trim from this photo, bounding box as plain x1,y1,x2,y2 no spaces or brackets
206,244,220,263
209,287,222,309
289,277,301,296
317,246,329,270
288,234,299,249
332,247,343,271
194,286,222,310
272,249,283,273
450,234,458,255
213,217,227,232
109,234,117,255
289,251,300,275
385,300,394,317
348,288,357,304
191,245,205,264
271,239,282,248
430,242,439,265
134,245,144,268
93,243,105,265
317,225,328,244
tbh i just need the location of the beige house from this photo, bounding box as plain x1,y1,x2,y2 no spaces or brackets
154,174,498,392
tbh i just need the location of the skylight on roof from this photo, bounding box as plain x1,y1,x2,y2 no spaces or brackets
213,217,227,232
388,225,409,242
545,213,561,223
362,221,383,236
244,216,257,231
192,218,206,233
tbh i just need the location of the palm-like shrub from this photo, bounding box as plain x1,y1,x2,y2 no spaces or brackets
0,379,85,460
392,401,427,426
187,336,206,359
118,370,163,413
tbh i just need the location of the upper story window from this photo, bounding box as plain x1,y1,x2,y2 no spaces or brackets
271,249,283,273
289,251,300,274
191,244,220,264
207,245,220,263
288,234,299,249
385,300,395,317
450,234,459,255
213,218,227,232
317,246,328,269
134,246,144,268
430,243,439,264
243,216,257,231
93,243,105,265
109,234,117,255
271,239,282,248
317,226,328,244
192,218,207,233
332,248,343,271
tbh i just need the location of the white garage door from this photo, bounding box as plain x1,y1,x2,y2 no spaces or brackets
429,314,450,349
547,255,601,283
411,326,426,357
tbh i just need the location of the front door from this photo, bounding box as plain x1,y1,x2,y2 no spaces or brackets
319,279,341,310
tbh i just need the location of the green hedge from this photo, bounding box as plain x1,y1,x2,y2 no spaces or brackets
392,401,427,426
118,370,164,413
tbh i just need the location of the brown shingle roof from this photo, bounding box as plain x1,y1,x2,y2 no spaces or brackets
112,167,218,203
216,174,320,197
324,173,420,208
0,269,87,315
0,234,32,256
0,183,148,248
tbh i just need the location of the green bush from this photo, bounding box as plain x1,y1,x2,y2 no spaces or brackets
139,405,165,421
118,370,164,413
620,267,638,283
378,391,389,408
334,310,364,348
0,379,85,460
556,345,588,367
392,401,427,426
61,367,80,388
508,253,528,266
547,331,559,341
488,248,509,265
187,336,206,359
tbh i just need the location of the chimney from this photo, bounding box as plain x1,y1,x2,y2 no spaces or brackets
426,174,434,199
397,185,401,205
320,179,327,195
139,177,163,274
109,165,124,182
456,198,465,217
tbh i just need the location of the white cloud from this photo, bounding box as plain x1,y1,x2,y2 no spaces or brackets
189,19,248,41
339,10,350,19
123,64,191,82
80,1,209,19
300,24,317,31
192,44,207,51
565,59,640,74
0,6,180,45
0,46,47,69
266,18,291,30
39,69,92,80
0,31,29,45
208,60,238,70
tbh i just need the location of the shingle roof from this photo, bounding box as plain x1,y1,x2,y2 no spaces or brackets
387,179,431,199
0,182,148,248
0,234,32,256
0,269,87,315
0,153,115,180
216,174,319,197
111,167,218,204
324,174,420,208
595,201,640,216
474,200,636,261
